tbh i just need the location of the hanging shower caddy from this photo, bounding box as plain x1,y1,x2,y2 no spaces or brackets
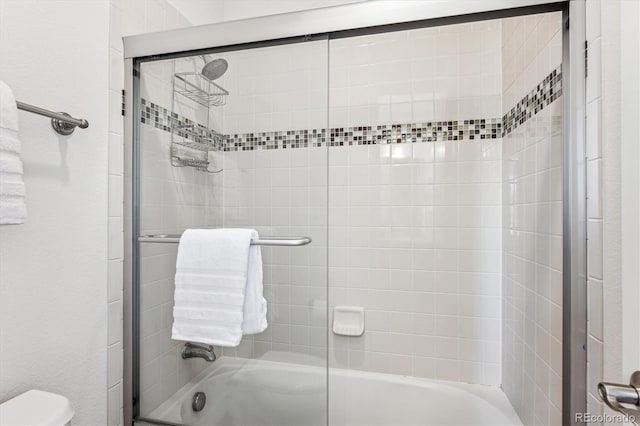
173,72,228,107
170,71,228,173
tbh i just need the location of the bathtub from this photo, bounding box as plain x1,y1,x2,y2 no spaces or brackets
146,356,521,426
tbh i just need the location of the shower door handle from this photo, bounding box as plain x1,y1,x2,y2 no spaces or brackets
598,371,640,425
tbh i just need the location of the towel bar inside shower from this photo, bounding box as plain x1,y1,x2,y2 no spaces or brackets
137,234,312,246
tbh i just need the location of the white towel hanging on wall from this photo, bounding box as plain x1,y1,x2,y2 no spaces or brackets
0,81,26,225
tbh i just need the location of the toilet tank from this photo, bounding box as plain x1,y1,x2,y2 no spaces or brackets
0,390,74,426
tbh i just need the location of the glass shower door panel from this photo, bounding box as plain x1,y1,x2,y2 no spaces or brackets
136,39,329,425
214,39,329,426
326,13,563,426
137,55,214,420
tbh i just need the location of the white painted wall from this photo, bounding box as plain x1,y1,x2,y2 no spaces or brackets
164,0,366,26
0,1,218,426
222,0,365,22
165,0,224,25
0,1,110,425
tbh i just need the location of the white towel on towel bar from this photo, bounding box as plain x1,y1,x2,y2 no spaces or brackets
0,80,26,225
171,228,267,347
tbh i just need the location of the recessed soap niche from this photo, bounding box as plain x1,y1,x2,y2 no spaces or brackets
332,306,365,337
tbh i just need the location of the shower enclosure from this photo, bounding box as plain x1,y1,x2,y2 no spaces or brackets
123,1,587,425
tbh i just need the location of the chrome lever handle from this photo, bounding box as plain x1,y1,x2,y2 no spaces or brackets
598,371,640,425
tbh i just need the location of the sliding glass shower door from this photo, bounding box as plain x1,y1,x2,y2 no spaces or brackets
134,38,329,425
130,6,568,425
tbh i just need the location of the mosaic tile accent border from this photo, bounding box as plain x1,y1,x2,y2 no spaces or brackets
330,120,501,146
222,119,501,151
140,98,225,150
138,66,560,150
139,99,501,151
224,129,327,151
502,65,562,136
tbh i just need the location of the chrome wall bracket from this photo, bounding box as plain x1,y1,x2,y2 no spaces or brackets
51,112,83,135
598,371,640,425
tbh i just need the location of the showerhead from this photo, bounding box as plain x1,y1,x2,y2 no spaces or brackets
201,58,228,81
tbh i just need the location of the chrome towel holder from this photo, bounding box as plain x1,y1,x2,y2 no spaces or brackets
16,101,89,135
138,234,312,246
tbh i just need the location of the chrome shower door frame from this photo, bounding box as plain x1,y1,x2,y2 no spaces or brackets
123,56,135,426
123,1,587,425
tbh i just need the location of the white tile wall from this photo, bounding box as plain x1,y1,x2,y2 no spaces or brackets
502,13,563,115
215,22,504,387
108,3,125,424
220,146,329,364
328,141,502,385
326,22,503,386
329,21,503,128
218,39,330,364
221,138,502,385
501,12,563,426
221,41,329,135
